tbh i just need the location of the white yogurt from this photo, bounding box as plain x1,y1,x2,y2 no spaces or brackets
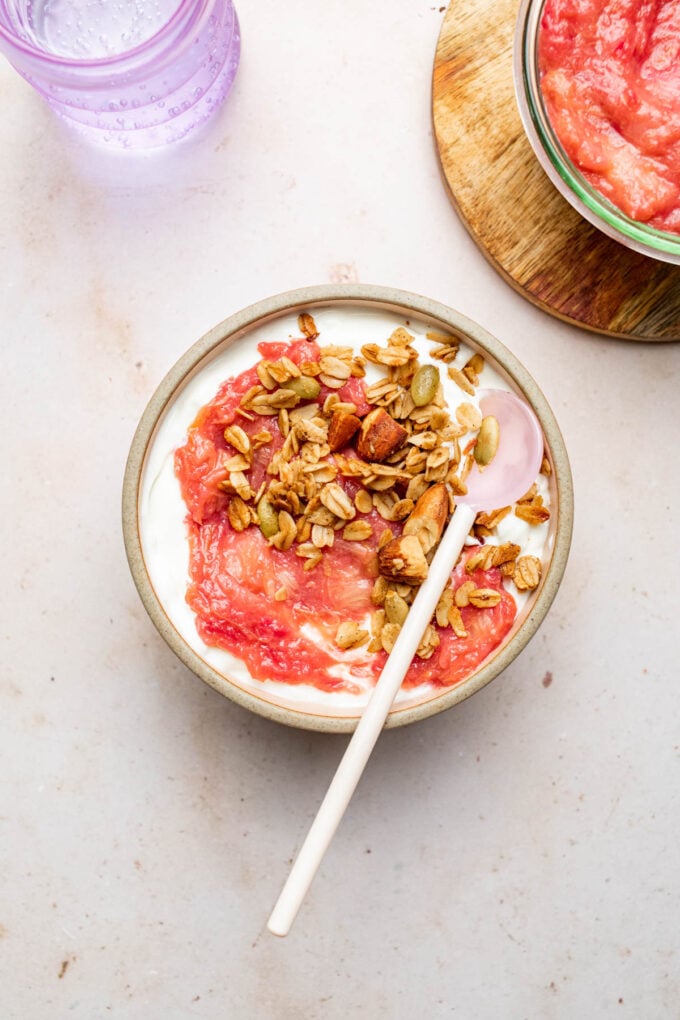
138,307,552,715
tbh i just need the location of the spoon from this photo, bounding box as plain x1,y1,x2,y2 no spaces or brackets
267,388,544,937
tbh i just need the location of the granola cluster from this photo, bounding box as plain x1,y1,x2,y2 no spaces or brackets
215,313,551,661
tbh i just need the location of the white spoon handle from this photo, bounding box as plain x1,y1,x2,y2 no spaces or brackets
267,503,476,937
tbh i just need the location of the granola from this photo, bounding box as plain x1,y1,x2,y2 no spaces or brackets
163,309,552,695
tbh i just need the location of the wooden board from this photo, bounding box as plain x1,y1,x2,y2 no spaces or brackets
432,0,680,341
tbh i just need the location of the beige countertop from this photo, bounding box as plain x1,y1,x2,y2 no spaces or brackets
2,1,679,1016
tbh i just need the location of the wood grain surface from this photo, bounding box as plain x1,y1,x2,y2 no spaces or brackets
432,0,680,341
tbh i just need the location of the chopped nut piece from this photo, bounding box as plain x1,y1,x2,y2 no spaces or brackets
403,482,449,553
378,534,429,585
328,409,361,452
356,408,408,462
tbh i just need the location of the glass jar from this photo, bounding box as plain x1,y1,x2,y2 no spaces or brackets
514,0,680,265
0,0,240,148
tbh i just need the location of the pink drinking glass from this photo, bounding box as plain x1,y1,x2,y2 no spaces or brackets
0,0,240,148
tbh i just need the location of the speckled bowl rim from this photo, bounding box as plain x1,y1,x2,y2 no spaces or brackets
122,284,573,733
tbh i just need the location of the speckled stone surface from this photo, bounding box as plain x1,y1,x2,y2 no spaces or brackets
2,1,679,1016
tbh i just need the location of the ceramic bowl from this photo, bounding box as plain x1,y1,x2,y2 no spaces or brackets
122,284,573,732
514,0,680,265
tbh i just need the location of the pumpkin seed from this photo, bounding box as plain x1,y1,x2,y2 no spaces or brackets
410,364,439,407
474,415,500,466
257,494,279,538
286,375,321,400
